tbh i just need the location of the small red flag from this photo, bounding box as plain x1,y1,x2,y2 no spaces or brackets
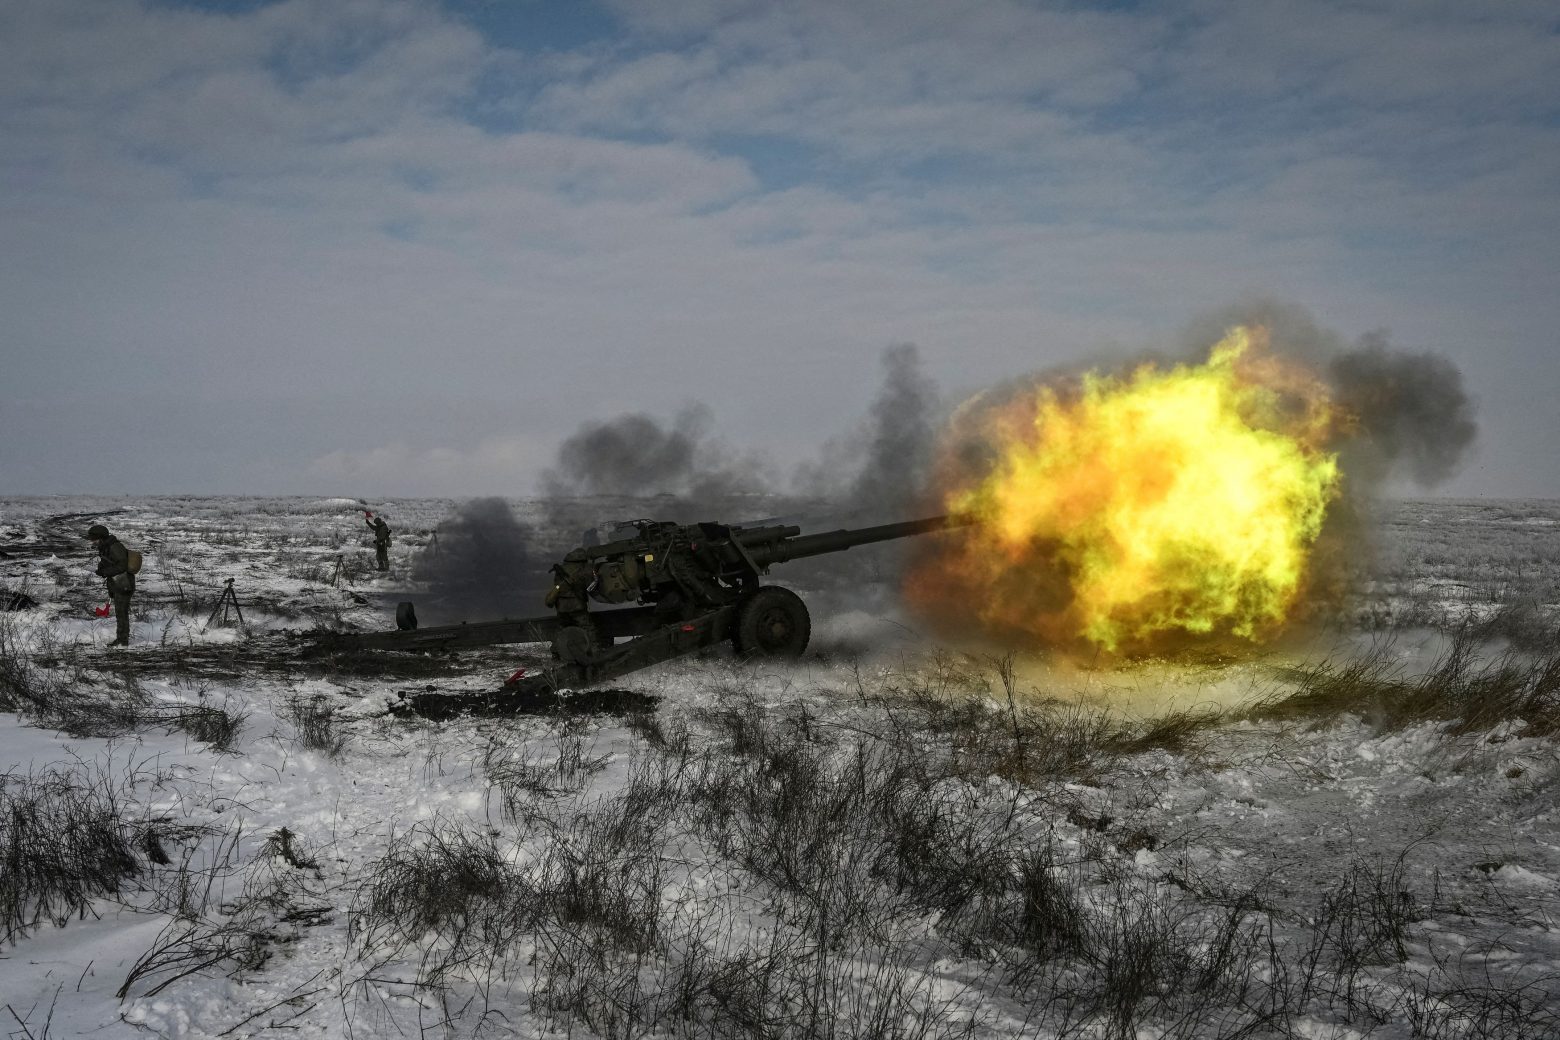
94,603,111,618
504,668,527,685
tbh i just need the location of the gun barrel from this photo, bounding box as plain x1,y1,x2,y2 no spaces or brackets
734,523,803,546
748,514,969,567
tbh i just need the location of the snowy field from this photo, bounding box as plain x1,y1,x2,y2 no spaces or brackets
2,495,1559,1040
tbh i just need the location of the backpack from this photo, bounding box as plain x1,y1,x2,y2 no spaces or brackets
127,549,143,575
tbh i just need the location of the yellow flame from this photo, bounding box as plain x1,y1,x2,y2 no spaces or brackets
910,326,1343,653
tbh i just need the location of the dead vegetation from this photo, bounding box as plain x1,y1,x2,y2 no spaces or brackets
120,825,334,1001
0,765,146,944
5,499,1560,1037
1254,627,1560,738
332,661,1560,1038
285,694,348,757
0,617,250,746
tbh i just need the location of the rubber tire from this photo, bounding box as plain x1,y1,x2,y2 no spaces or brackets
733,586,810,658
395,601,418,631
553,623,599,664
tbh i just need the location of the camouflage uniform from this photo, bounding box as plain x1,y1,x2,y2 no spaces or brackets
367,515,392,571
90,525,134,645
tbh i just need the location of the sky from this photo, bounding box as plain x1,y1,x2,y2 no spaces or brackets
1,0,1557,499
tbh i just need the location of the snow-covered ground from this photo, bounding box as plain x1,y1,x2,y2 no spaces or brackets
2,496,1558,1039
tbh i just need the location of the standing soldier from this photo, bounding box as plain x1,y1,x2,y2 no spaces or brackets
87,523,134,646
365,511,392,572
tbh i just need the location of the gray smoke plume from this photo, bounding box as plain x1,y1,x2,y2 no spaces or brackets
795,343,941,520
782,344,944,606
411,497,548,622
1178,304,1477,618
1328,332,1478,489
1176,299,1349,363
540,404,775,523
410,350,949,626
1182,300,1477,490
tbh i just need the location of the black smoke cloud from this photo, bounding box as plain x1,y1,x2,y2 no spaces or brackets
537,346,944,524
1184,300,1477,490
410,347,946,622
1177,299,1349,364
539,404,775,523
794,343,942,520
410,497,546,622
1328,332,1477,489
782,344,945,601
542,405,749,498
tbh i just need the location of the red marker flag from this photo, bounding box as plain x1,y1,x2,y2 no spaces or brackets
94,603,111,618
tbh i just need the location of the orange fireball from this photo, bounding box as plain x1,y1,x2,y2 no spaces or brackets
908,326,1345,654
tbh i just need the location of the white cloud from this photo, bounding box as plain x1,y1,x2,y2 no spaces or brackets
539,0,1158,167
0,0,1556,496
1174,0,1560,114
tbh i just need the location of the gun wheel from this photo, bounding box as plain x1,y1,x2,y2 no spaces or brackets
733,586,810,658
552,622,600,665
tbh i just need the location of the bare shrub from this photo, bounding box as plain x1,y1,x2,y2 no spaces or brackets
336,551,374,586
947,702,1119,785
697,682,775,758
983,853,1289,1040
1254,640,1407,726
163,694,247,753
862,656,1216,785
0,618,148,737
1427,643,1560,739
623,706,691,754
0,766,144,944
0,615,57,713
349,823,538,987
284,694,346,756
482,727,609,819
58,675,151,739
262,827,320,871
121,824,330,999
284,560,331,585
352,751,692,1021
1253,629,1560,738
1398,972,1560,1040
693,697,1027,948
1296,851,1425,1015
1081,877,1281,1039
1005,840,1090,964
537,800,667,957
1103,707,1225,757
530,911,989,1040
1471,598,1560,652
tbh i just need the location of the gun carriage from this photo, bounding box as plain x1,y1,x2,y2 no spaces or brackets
318,514,966,717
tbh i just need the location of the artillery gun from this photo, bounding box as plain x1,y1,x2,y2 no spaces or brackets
321,513,967,717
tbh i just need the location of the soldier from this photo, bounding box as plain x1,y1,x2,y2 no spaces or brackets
365,511,392,571
87,523,134,646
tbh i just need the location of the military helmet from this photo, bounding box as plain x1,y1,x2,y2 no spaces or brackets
87,523,110,540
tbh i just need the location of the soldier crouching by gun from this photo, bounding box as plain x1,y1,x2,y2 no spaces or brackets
365,511,392,572
88,523,134,646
